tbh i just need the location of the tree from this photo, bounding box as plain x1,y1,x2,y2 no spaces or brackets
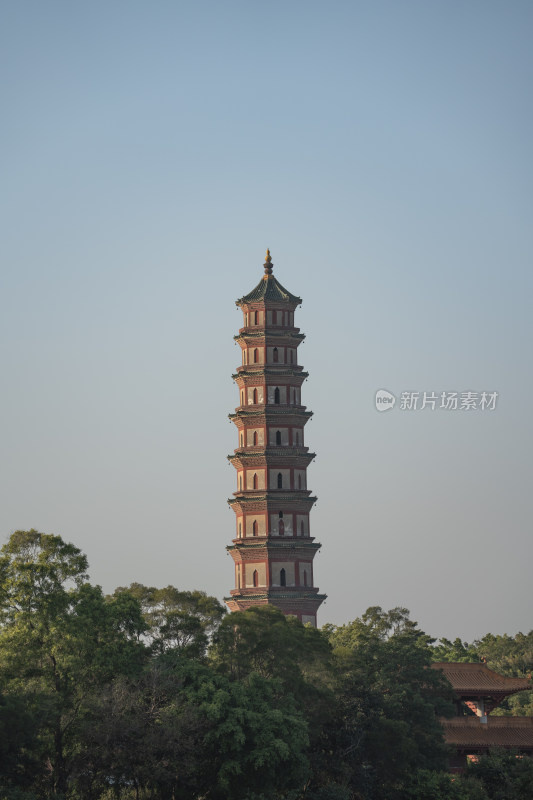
465,750,533,800
210,606,335,799
431,637,481,663
320,607,455,800
116,583,226,658
0,530,146,797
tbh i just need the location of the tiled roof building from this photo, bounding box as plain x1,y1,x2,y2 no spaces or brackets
225,251,325,626
432,662,533,771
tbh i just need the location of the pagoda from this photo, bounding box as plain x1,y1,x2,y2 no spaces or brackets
225,250,326,626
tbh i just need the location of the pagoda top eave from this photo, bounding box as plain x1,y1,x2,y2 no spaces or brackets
236,274,302,307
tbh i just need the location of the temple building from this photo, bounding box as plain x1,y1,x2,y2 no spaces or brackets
225,250,326,626
432,662,533,771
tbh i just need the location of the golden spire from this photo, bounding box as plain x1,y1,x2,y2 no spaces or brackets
263,248,273,276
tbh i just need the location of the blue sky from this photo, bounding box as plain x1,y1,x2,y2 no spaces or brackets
1,0,532,641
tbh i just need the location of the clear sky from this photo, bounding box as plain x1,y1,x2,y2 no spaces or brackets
1,0,532,642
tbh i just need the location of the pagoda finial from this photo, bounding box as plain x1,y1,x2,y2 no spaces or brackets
264,248,273,276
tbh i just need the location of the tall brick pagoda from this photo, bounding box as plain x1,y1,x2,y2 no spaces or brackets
225,250,325,626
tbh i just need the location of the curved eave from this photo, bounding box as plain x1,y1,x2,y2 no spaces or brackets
234,331,306,342
228,493,317,506
229,409,313,421
228,455,316,470
227,447,315,459
227,539,322,552
233,368,308,380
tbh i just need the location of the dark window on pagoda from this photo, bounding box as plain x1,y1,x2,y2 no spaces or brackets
253,569,259,586
276,430,281,445
277,472,283,489
253,311,258,325
253,431,258,446
239,475,243,490
300,521,305,536
240,433,244,446
273,347,278,363
274,387,280,404
253,473,258,490
278,511,283,518
253,348,258,363
253,388,258,404
252,520,258,536
280,568,286,586
298,474,302,489
279,519,285,535
303,571,308,587
238,522,242,537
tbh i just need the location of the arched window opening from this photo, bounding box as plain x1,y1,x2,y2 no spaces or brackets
239,475,243,490
238,522,242,537
253,473,258,490
279,520,285,535
273,347,279,363
253,569,259,587
274,387,280,404
240,433,244,447
280,568,286,587
253,431,258,446
253,348,258,363
253,311,258,325
300,521,305,536
253,388,258,404
277,472,283,489
252,520,258,537
303,571,308,587
298,474,302,489
276,430,282,445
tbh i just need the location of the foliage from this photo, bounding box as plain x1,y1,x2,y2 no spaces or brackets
431,637,480,663
317,607,455,800
465,750,533,800
115,582,226,658
0,530,146,798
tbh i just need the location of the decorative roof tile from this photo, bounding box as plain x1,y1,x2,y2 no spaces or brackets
236,275,302,306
